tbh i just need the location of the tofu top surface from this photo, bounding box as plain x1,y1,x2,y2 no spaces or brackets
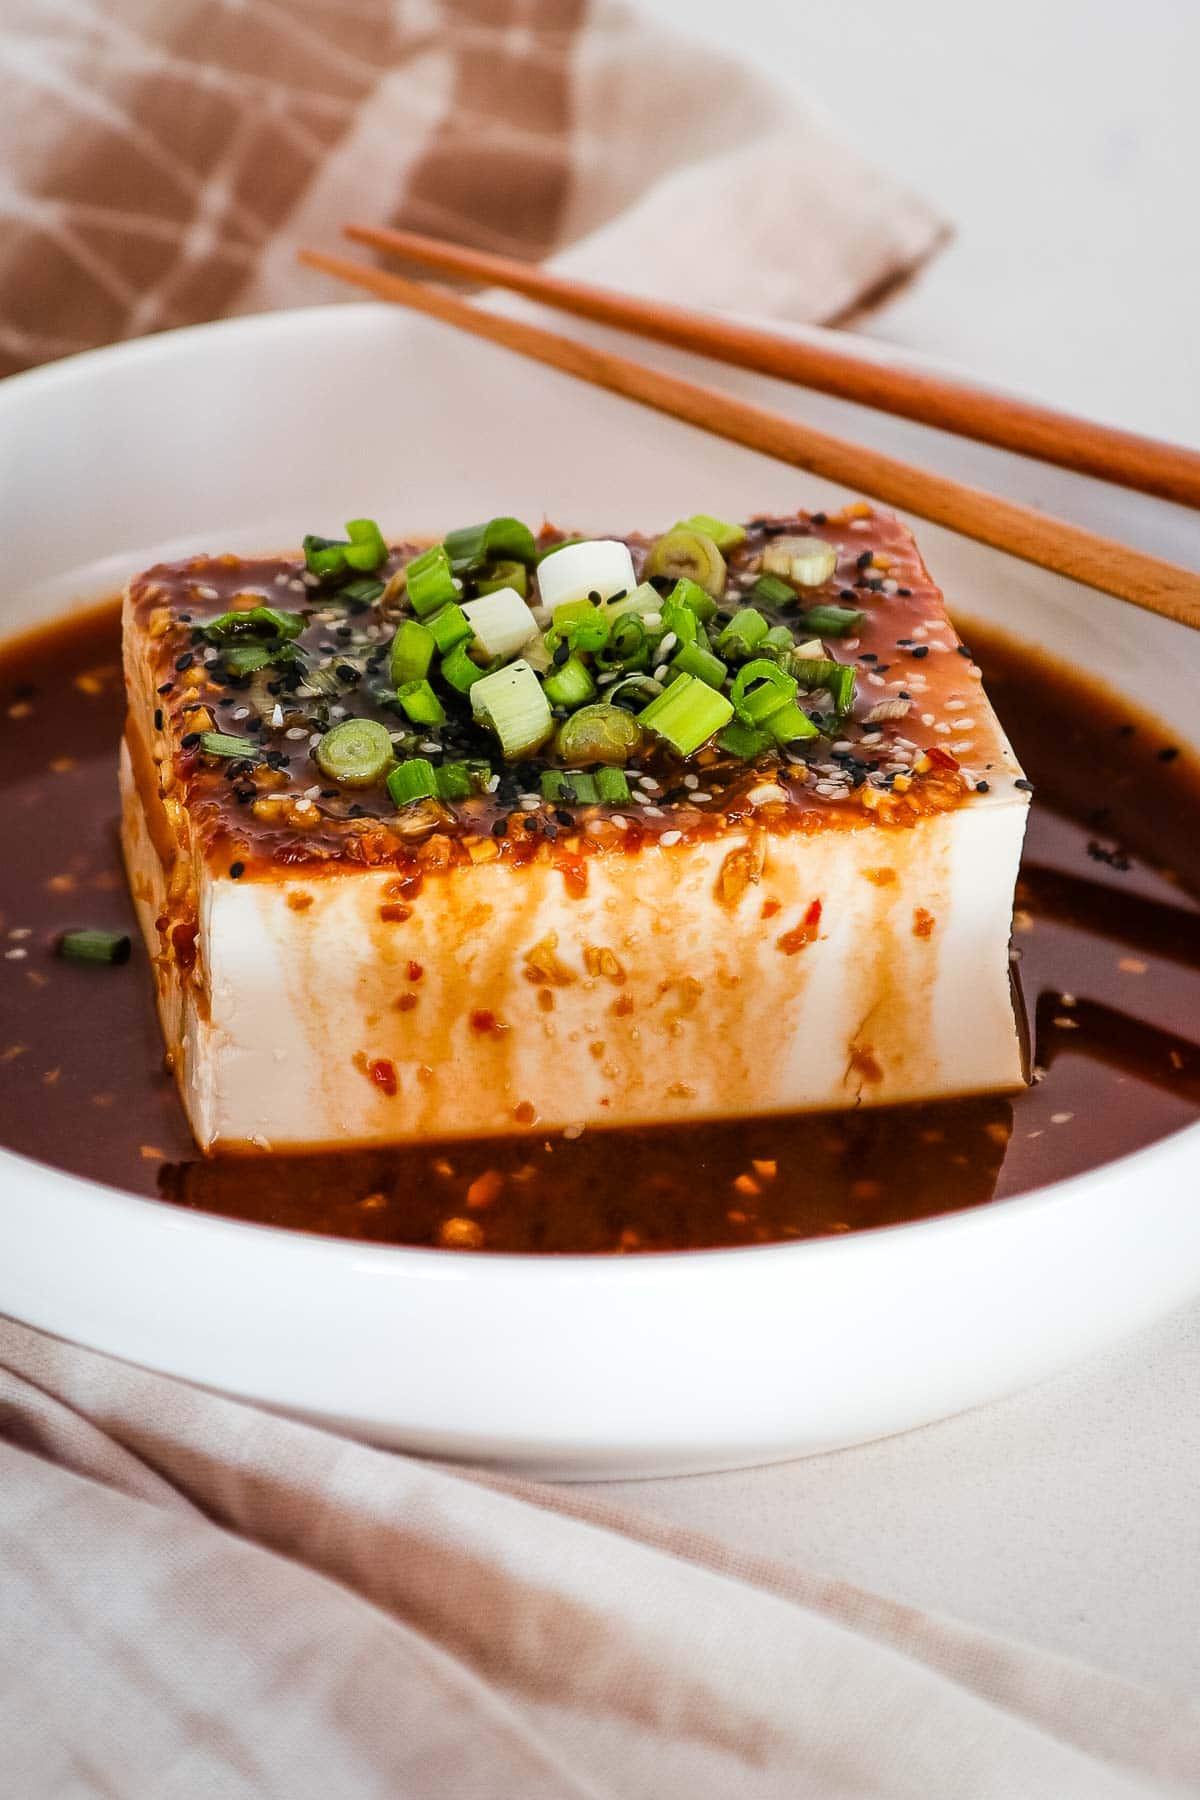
124,506,1028,883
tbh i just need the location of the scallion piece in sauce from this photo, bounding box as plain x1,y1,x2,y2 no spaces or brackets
441,642,487,694
797,605,864,638
426,603,473,654
541,769,599,805
340,576,386,609
764,699,819,743
314,717,394,787
470,660,553,757
389,619,435,687
751,574,797,609
678,512,746,553
595,767,631,804
203,607,305,643
387,758,440,805
474,559,529,599
405,545,458,617
302,534,349,580
670,641,726,688
397,679,447,728
715,608,769,659
717,719,771,758
198,731,262,761
730,658,798,725
344,518,388,573
555,703,642,766
785,656,857,714
443,517,537,573
665,576,718,623
638,673,733,755
542,653,596,711
435,762,474,801
57,929,131,966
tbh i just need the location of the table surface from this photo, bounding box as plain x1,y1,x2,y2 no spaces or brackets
590,0,1200,1697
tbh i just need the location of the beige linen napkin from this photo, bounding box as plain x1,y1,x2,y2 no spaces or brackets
2,1316,1199,1798
0,0,945,378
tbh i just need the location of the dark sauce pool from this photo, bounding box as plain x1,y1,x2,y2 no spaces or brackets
2,601,1198,1252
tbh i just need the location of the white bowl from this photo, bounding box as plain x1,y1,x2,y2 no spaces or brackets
1,302,1197,1478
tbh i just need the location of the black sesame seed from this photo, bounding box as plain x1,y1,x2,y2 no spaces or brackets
320,788,338,799
492,818,509,838
1158,746,1180,762
229,861,245,880
336,664,360,683
180,731,201,749
554,808,574,827
975,780,990,793
587,590,601,605
811,511,827,526
347,803,367,819
859,652,878,662
174,653,194,672
909,645,930,660
875,663,891,674
234,785,255,804
154,708,164,730
897,690,912,700
543,820,558,840
1014,778,1033,791
957,644,973,658
522,817,539,832
897,587,912,597
855,550,873,571
552,641,571,667
839,589,858,603
336,625,354,640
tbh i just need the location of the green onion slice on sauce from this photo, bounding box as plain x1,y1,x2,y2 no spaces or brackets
56,929,131,965
397,679,447,728
443,517,537,574
389,619,436,688
387,758,440,806
405,545,458,617
542,653,597,711
314,717,394,787
198,731,262,761
203,607,305,643
796,605,864,638
555,703,643,766
638,673,733,755
470,660,553,758
678,513,747,553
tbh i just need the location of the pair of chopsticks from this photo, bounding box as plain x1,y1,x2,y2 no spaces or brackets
299,226,1200,630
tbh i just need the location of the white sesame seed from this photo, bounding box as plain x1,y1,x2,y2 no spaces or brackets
691,791,712,802
486,774,501,793
270,704,284,728
597,671,620,685
831,740,852,753
609,814,628,829
935,721,953,735
1051,1112,1074,1125
520,798,540,811
867,673,885,687
659,632,678,656
4,948,27,961
195,584,219,601
309,733,323,747
420,741,441,754
7,928,31,940
329,705,347,720
563,1124,584,1140
643,613,662,628
642,805,665,817
289,578,307,593
683,773,699,789
654,663,669,681
954,717,975,729
304,785,321,800
638,776,661,792
301,572,321,589
660,828,682,847
284,726,308,740
274,572,290,586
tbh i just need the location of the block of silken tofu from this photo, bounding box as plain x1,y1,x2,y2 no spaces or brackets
120,505,1030,1153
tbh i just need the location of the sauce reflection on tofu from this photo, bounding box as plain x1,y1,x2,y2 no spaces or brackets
0,596,1198,1252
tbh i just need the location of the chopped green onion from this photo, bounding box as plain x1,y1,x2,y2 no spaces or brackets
340,576,385,609
405,545,458,617
556,703,643,766
671,640,727,688
644,526,727,598
760,625,796,655
764,700,818,743
435,762,473,801
389,619,435,687
638,673,733,755
606,673,663,713
660,598,699,646
596,767,631,805
426,603,473,654
751,574,797,609
785,656,856,713
198,731,261,761
204,607,304,643
344,518,388,573
222,645,273,676
762,535,838,588
717,720,771,759
302,534,349,580
470,660,553,758
541,769,598,805
678,513,746,553
666,576,718,623
444,516,537,573
441,643,487,694
552,598,610,655
57,928,131,965
542,653,596,710
473,559,528,599
387,758,440,806
536,539,637,610
597,613,650,670
314,717,394,787
397,679,447,728
604,581,660,623
716,608,769,659
461,587,539,660
731,658,798,725
797,605,864,638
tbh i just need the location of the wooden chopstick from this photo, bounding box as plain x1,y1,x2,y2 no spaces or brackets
298,246,1200,630
346,222,1200,512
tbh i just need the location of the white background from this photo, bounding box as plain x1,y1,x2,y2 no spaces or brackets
591,0,1200,1693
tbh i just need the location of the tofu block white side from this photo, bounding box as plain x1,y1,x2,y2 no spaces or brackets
121,743,1028,1153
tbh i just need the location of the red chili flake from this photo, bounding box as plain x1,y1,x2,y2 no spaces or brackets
913,907,935,939
470,1009,509,1038
926,745,960,772
556,856,588,898
848,1045,883,1084
777,898,822,955
760,898,781,920
367,1057,398,1096
513,1100,537,1125
395,993,418,1013
379,903,410,923
171,921,198,969
407,960,424,981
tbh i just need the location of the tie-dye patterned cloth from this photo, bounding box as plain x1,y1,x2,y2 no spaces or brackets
0,0,947,377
